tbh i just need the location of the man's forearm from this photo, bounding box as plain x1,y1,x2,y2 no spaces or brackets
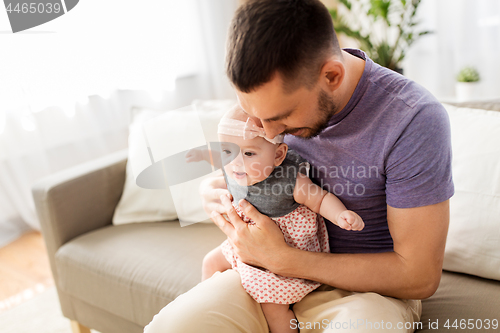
273,247,438,300
270,202,450,300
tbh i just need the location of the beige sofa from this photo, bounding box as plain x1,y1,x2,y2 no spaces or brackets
33,100,500,333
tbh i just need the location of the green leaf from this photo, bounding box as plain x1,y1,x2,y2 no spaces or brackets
369,0,391,22
372,41,395,69
328,8,338,20
418,30,432,36
457,67,480,82
338,0,352,10
328,0,428,70
396,51,406,66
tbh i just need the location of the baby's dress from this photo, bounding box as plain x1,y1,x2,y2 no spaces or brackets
220,150,330,304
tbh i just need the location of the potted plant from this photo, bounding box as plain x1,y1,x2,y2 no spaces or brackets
455,66,480,102
329,0,431,73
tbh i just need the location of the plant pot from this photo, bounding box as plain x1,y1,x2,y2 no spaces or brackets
393,67,404,75
455,82,479,102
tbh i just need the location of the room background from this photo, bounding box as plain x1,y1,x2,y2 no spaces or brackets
0,0,499,246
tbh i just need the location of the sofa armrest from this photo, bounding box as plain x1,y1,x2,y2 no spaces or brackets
32,149,128,281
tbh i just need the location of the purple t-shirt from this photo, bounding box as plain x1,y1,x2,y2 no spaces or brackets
285,49,454,254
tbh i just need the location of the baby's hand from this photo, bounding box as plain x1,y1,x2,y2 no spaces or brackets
185,147,208,163
337,210,364,231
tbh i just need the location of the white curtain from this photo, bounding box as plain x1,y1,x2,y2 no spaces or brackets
404,0,500,100
0,0,238,244
196,0,240,100
0,95,129,231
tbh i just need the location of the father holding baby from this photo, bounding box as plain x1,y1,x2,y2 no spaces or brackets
145,0,453,332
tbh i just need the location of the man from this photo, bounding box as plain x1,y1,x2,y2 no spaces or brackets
144,0,453,332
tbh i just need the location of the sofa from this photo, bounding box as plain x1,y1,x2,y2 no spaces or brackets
33,100,500,333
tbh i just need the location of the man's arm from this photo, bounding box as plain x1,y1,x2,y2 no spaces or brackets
213,195,449,300
272,200,449,299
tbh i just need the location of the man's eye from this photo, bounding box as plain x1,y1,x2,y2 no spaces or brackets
244,152,254,157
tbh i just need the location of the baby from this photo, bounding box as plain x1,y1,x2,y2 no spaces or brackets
187,106,364,333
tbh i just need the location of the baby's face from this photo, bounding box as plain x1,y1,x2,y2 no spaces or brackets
218,133,279,186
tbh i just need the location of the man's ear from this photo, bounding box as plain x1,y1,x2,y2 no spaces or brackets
274,143,288,167
321,58,345,93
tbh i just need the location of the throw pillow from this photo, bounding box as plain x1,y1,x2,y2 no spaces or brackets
442,103,500,281
112,100,235,226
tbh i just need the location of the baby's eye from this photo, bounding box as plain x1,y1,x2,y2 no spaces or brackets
244,151,255,157
222,149,231,155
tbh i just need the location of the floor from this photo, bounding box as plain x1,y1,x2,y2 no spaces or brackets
0,217,32,249
0,231,54,313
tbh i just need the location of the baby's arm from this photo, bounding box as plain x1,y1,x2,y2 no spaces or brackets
294,173,364,231
185,146,212,164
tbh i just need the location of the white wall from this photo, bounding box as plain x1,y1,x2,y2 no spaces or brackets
404,0,500,100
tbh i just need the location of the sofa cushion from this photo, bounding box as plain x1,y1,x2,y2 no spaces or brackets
442,103,500,281
112,109,178,225
418,270,500,332
445,99,500,111
55,222,226,327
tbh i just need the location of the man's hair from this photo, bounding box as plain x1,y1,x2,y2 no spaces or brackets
226,0,342,94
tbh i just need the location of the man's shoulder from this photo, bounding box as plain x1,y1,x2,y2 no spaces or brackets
366,63,438,111
362,65,446,129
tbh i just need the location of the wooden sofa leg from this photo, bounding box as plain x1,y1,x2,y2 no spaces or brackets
70,320,91,333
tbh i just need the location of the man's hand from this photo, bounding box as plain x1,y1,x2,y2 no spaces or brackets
210,194,289,270
200,173,231,215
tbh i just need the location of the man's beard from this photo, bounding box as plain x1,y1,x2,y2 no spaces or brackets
285,89,338,139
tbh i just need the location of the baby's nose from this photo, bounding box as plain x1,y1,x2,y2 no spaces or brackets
231,152,244,166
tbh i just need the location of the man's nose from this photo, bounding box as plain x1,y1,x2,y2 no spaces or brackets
262,122,285,140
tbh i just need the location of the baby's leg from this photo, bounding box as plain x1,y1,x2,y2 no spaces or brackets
261,303,298,333
202,245,232,281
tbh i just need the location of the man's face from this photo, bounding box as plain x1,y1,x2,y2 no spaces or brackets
236,74,340,139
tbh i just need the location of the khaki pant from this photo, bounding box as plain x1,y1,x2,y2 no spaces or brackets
144,269,422,333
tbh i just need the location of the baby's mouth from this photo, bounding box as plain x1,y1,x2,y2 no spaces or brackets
233,171,246,179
